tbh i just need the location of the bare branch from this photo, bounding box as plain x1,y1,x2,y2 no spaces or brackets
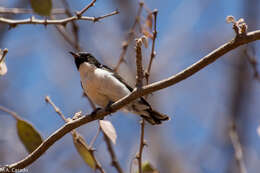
45,96,67,122
1,30,260,172
0,10,119,26
229,122,247,173
45,96,105,173
89,124,101,148
244,47,260,80
61,0,80,51
135,38,144,88
103,131,123,173
145,10,158,84
76,0,96,17
114,2,144,71
0,105,21,120
136,119,146,173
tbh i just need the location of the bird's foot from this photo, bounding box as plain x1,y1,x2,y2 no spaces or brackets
90,107,102,116
105,101,114,113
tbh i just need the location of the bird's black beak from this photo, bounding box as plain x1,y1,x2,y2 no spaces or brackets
69,51,79,58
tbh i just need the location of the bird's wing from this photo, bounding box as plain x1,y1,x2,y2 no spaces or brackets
101,65,134,92
101,65,151,108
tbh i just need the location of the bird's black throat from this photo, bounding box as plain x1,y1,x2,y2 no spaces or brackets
72,52,102,70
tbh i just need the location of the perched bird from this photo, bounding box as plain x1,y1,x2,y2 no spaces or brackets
70,51,169,125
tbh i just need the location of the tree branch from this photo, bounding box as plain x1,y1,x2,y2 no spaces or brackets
229,122,247,173
76,0,96,17
1,30,260,172
45,96,105,173
0,10,118,26
135,37,144,88
103,133,123,173
136,119,146,173
114,2,144,71
145,10,158,84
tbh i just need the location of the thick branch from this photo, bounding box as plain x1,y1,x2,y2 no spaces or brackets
1,30,260,172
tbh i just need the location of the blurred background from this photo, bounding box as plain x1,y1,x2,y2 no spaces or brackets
0,0,260,172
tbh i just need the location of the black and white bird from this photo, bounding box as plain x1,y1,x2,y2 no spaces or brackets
70,51,169,125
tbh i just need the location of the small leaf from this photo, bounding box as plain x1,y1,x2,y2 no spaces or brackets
146,13,153,30
142,28,153,39
0,48,8,76
226,15,235,24
72,131,96,169
29,0,52,16
0,60,7,76
99,120,117,144
16,119,43,153
257,126,260,137
142,162,158,173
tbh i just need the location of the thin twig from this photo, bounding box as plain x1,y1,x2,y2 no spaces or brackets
244,47,260,80
229,121,247,173
0,105,21,120
61,0,80,51
51,18,82,51
1,29,260,172
0,10,119,26
103,131,123,173
0,48,8,63
136,119,145,173
135,38,144,88
0,7,66,15
89,124,101,148
45,96,105,173
114,2,144,71
145,10,158,85
76,0,96,17
45,96,67,122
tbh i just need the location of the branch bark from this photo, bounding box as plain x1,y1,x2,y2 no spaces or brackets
1,30,260,172
103,133,123,173
0,10,118,26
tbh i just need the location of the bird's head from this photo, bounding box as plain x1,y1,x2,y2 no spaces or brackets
69,51,102,70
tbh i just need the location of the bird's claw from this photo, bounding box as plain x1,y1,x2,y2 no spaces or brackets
91,107,102,115
105,101,114,113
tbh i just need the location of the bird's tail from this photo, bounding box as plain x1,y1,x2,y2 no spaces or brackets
141,109,170,125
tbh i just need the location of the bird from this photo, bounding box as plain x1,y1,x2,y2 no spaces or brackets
70,51,169,125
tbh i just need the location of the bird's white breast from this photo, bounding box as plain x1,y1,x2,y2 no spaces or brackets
79,63,131,107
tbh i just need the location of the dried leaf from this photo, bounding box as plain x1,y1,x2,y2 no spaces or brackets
257,126,260,137
142,28,153,39
72,131,96,169
141,36,149,48
146,13,153,30
99,120,117,144
226,15,235,24
142,162,158,173
16,119,43,153
0,60,7,76
0,49,8,76
30,0,52,16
